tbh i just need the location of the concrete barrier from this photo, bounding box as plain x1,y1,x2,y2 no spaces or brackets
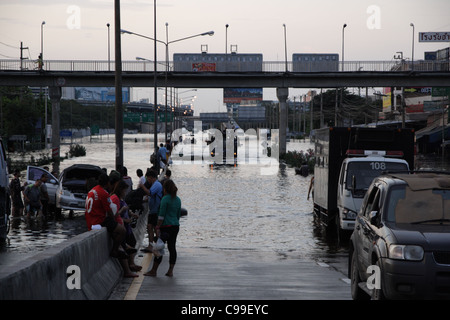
0,208,148,300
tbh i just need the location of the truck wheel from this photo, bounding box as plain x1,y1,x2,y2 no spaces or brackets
350,251,370,300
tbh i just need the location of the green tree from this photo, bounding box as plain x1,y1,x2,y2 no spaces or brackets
0,86,45,138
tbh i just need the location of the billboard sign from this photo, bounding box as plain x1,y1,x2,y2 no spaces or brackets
224,88,263,104
192,63,216,72
419,32,450,42
74,87,130,103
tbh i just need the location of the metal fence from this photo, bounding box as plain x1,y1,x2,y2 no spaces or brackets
0,59,448,73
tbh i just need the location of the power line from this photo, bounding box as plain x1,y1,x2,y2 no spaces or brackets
0,52,16,58
0,41,19,49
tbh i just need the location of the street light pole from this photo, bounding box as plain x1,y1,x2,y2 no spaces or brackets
283,24,288,72
41,21,45,61
114,0,124,170
165,22,169,142
153,0,158,154
342,23,347,71
225,24,229,55
122,26,214,147
410,23,415,71
107,23,111,71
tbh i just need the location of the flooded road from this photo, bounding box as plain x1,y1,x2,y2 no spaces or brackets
1,134,348,274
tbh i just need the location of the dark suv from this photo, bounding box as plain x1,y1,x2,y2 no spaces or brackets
349,172,450,300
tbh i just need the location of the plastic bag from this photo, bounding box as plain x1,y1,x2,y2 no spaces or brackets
152,238,165,257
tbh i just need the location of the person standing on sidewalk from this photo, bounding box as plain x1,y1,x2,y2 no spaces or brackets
145,179,181,277
139,169,163,253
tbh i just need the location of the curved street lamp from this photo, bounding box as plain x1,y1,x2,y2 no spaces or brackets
342,23,347,71
123,28,214,140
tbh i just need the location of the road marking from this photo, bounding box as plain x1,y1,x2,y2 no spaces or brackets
124,253,153,300
341,278,351,285
317,262,329,267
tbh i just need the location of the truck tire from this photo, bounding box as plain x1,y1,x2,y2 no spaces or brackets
350,250,370,300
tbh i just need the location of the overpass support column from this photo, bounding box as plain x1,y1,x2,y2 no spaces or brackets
49,86,61,176
277,87,289,155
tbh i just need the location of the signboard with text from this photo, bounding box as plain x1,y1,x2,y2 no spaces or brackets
419,32,450,42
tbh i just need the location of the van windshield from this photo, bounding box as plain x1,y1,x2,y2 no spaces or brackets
345,161,408,196
385,185,450,224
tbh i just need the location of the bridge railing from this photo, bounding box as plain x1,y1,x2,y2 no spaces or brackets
0,59,448,73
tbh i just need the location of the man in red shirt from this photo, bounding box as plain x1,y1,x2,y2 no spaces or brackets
85,173,126,259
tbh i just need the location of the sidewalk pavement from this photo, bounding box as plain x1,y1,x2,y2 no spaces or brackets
109,247,351,300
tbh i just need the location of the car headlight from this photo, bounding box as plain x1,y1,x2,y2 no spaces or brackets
342,208,357,219
389,245,424,261
60,189,71,197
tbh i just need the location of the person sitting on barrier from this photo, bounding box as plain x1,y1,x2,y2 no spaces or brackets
85,173,127,260
110,180,140,277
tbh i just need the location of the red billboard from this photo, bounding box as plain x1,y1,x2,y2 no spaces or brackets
192,63,216,72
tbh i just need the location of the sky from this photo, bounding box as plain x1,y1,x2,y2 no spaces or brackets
1,0,449,115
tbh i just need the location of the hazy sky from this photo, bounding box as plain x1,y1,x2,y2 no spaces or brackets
1,0,449,114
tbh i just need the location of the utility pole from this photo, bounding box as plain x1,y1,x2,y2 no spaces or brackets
114,0,124,170
20,42,28,70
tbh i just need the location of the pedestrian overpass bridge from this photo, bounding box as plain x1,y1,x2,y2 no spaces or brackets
0,59,449,88
0,59,449,161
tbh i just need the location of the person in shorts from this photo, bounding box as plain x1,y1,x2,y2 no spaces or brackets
139,169,162,252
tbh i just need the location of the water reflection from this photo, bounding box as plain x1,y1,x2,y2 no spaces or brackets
2,135,348,262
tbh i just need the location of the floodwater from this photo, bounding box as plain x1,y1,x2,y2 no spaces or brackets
0,134,343,268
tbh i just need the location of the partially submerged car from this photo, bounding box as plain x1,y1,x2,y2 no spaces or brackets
349,172,450,300
27,164,104,215
56,164,104,212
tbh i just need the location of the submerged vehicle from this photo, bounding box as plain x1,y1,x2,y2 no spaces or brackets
56,164,104,212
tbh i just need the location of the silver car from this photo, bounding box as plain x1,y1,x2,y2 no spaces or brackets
56,164,104,212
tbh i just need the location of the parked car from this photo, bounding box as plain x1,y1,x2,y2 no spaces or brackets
56,164,104,213
349,172,450,300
